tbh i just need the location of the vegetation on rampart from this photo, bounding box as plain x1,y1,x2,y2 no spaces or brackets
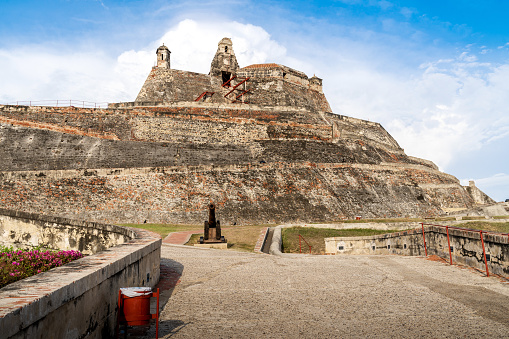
455,221,509,233
0,246,83,288
120,223,200,239
184,225,273,252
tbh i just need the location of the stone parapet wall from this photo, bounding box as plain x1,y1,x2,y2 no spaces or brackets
325,225,509,278
0,209,161,338
0,208,133,254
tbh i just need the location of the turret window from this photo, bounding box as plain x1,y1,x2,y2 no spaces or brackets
225,46,228,53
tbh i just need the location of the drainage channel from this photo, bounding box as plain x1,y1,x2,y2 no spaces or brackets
261,227,274,254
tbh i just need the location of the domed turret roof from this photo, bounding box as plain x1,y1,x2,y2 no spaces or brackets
218,37,233,45
157,44,170,52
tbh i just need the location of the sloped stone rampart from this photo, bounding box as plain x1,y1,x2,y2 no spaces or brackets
133,66,331,112
0,162,471,224
325,225,509,278
0,209,161,338
0,104,398,150
0,123,423,173
0,104,476,223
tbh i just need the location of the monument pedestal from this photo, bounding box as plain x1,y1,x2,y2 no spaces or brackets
194,242,228,249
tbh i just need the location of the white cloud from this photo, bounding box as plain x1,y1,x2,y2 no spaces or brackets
320,49,509,174
155,19,287,73
0,19,286,104
0,48,122,104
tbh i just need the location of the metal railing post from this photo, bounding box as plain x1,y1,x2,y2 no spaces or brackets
479,231,489,277
298,234,312,254
421,223,428,256
446,226,452,265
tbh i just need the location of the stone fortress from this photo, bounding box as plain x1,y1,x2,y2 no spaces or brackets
0,38,496,225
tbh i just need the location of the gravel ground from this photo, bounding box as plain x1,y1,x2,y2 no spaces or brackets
139,244,509,338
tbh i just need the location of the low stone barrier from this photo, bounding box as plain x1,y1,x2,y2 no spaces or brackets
325,225,509,278
0,209,161,338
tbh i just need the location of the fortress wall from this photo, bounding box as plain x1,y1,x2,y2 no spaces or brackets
135,68,221,103
325,226,509,278
0,105,132,140
0,105,406,154
0,123,259,171
407,156,439,170
324,113,402,151
0,162,469,225
0,122,434,173
243,78,332,112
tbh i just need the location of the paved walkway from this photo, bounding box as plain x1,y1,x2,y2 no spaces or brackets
136,245,509,338
162,230,202,245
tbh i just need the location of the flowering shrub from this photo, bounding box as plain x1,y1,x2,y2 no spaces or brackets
0,245,83,288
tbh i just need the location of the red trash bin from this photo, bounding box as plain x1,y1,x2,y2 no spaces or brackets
116,287,159,338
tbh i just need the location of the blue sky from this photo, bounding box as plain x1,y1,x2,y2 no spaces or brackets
1,0,508,201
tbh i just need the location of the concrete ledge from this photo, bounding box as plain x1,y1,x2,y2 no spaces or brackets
0,209,161,338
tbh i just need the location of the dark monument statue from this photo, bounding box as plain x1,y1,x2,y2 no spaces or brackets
199,203,227,244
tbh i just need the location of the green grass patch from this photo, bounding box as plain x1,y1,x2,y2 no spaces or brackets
493,216,509,219
326,216,457,224
184,225,274,252
282,227,399,254
119,224,200,238
460,216,486,221
454,221,509,234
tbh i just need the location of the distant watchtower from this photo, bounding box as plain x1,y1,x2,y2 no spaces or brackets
309,75,323,93
156,44,171,69
210,37,239,84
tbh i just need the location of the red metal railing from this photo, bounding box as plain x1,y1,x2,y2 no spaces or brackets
299,234,312,254
224,77,250,98
194,91,215,101
420,223,509,278
2,100,109,108
221,75,237,87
